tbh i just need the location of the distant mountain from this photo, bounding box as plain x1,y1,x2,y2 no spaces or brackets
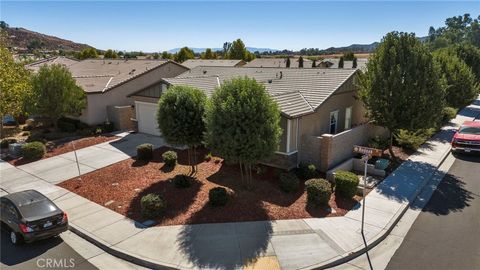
5,26,93,51
318,42,380,54
168,47,280,54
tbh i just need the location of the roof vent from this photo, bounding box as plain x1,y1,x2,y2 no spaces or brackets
268,79,273,83
279,71,283,79
203,70,207,74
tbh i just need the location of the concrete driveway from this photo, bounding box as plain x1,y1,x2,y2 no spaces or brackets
13,132,165,184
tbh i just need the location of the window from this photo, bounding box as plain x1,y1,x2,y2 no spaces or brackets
329,110,338,134
345,106,352,130
277,118,298,154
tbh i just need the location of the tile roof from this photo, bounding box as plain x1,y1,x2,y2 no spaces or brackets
181,59,244,69
244,58,314,68
166,66,357,118
26,56,79,72
319,58,368,69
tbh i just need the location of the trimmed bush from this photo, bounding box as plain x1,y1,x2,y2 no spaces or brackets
305,178,332,207
137,143,153,161
0,138,17,149
162,151,177,167
394,129,435,150
279,172,299,193
334,170,359,198
209,187,228,206
140,193,166,219
21,142,46,160
441,107,458,124
173,174,192,188
297,163,318,180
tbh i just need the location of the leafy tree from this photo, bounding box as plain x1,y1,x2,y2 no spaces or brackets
226,39,255,61
30,64,86,129
298,56,304,68
153,52,160,59
433,49,479,108
157,85,206,172
205,77,281,186
450,44,480,82
358,32,445,158
161,51,173,60
174,47,194,63
343,51,355,61
223,42,232,58
427,13,480,48
103,49,118,59
338,57,344,68
352,57,358,68
201,48,217,59
27,39,44,51
312,59,316,68
286,57,291,68
0,21,9,29
0,42,32,137
76,48,98,59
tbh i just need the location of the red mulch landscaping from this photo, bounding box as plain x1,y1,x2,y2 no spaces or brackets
6,135,118,166
58,147,363,226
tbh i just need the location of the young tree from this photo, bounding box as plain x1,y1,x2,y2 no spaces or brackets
298,56,304,68
174,47,194,63
0,43,32,138
286,57,291,68
201,48,216,59
30,64,86,129
76,48,98,59
104,49,118,59
338,57,344,68
358,32,445,158
228,39,247,60
157,85,206,173
161,51,173,60
204,77,282,187
434,49,479,108
352,57,358,68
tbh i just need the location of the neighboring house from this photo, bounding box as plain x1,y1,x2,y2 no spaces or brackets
244,58,313,68
317,58,368,69
130,66,369,170
25,56,79,72
181,59,246,69
27,58,189,128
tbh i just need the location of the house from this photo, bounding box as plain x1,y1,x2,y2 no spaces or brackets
130,66,370,170
27,58,189,128
181,59,246,69
317,58,368,69
244,58,314,68
25,56,79,72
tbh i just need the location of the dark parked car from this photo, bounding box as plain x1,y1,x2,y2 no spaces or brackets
0,190,68,245
2,115,17,126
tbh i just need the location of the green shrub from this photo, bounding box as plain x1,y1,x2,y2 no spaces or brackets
0,138,17,149
21,142,46,160
367,136,389,150
394,129,435,150
305,178,332,207
279,172,299,193
140,193,166,219
441,107,458,124
173,174,192,188
94,127,104,135
137,144,153,161
334,170,359,198
58,121,76,133
26,133,46,143
297,163,318,180
209,187,228,206
103,122,115,133
162,151,177,167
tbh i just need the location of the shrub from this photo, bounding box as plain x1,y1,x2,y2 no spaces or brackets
305,179,332,207
279,172,299,193
367,136,389,150
140,193,166,219
26,133,46,143
21,142,46,160
173,174,192,188
103,122,115,133
205,152,212,161
162,150,177,167
297,163,318,180
58,121,76,133
441,107,458,124
209,187,228,206
137,143,153,161
394,129,435,150
0,138,17,149
334,170,359,198
94,127,104,135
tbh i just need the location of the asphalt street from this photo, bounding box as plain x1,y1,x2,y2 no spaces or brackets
0,231,97,270
387,153,480,270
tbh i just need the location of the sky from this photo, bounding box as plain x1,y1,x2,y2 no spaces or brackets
1,1,478,52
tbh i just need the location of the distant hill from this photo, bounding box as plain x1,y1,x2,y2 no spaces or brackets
317,42,380,54
5,26,93,51
168,47,280,54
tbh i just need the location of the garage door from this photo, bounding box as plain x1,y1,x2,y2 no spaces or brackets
136,101,161,136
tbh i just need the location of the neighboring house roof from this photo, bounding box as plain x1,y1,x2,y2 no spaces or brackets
25,56,79,72
134,67,357,118
244,58,313,68
181,59,245,69
319,58,368,69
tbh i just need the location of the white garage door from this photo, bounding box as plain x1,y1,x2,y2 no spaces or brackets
136,101,161,136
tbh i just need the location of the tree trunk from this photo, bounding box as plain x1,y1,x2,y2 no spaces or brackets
388,130,397,160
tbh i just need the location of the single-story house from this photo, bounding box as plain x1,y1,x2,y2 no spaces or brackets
26,56,79,72
129,66,368,170
316,58,368,69
27,58,189,128
244,58,314,68
181,59,246,69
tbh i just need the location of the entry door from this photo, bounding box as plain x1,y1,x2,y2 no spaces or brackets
136,102,161,136
329,110,338,134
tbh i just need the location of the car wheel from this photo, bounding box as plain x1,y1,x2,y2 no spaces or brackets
10,231,22,245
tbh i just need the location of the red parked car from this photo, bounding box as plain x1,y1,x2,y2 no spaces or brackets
451,121,480,153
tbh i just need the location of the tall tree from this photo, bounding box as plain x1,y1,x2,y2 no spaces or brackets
161,51,173,60
30,64,86,129
312,59,316,68
358,32,445,158
352,57,358,68
205,77,282,187
298,56,304,68
286,57,291,68
104,49,118,59
450,44,480,82
433,49,479,108
174,47,194,63
76,48,98,60
228,39,247,60
201,48,217,59
343,51,355,61
338,57,344,68
0,40,32,138
157,85,206,172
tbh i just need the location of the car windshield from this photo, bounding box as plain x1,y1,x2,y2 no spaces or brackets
18,200,59,219
459,126,480,135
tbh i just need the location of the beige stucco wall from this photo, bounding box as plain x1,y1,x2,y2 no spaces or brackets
78,63,188,125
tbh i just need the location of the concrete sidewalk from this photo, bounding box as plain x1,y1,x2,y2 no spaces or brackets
1,98,478,270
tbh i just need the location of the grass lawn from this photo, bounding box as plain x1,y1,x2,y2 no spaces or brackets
58,147,363,226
